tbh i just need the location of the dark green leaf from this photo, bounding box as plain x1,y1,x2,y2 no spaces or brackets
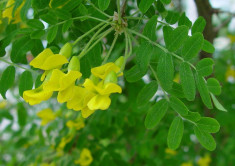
30,30,45,39
27,19,44,29
35,74,43,88
20,0,31,21
32,0,49,9
50,0,66,8
192,16,206,35
167,117,184,150
196,117,220,133
17,103,27,127
194,126,216,151
195,73,213,109
182,111,201,122
19,71,33,97
157,53,174,91
0,66,15,99
178,12,192,28
139,0,155,13
168,82,185,98
98,0,110,11
160,0,171,4
196,58,214,77
87,43,102,67
47,26,58,43
179,62,196,101
136,42,153,71
54,9,71,20
202,40,215,53
142,15,158,42
125,65,147,83
40,12,58,24
169,96,189,116
207,78,221,95
163,26,173,48
182,33,204,61
145,99,168,129
62,20,73,33
165,11,180,24
137,81,158,107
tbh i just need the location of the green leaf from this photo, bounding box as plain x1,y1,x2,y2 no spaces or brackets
168,82,185,98
47,25,58,43
11,36,34,63
145,99,168,129
178,12,192,28
165,11,180,24
30,30,45,39
211,94,227,112
26,19,44,29
136,42,153,71
50,0,66,8
98,0,110,11
17,103,27,127
167,117,184,150
0,66,15,99
19,71,33,97
207,78,221,95
182,111,201,122
137,81,158,107
20,0,31,21
62,20,73,33
163,26,173,48
195,74,213,109
196,58,214,77
202,40,215,53
35,74,43,88
139,0,155,13
196,117,220,133
86,43,102,67
142,15,158,42
156,1,166,13
169,96,189,116
165,25,189,52
160,0,171,4
179,62,196,101
145,5,156,18
192,16,206,35
40,11,58,24
194,126,216,151
32,0,49,9
157,53,174,91
125,65,147,83
182,33,204,61
54,9,71,20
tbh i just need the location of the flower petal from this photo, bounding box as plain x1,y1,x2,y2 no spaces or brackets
102,83,122,95
57,85,75,103
30,48,54,69
81,107,95,118
59,70,82,90
40,54,68,70
87,95,111,110
43,69,64,91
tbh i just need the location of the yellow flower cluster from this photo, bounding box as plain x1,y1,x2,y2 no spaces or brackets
75,148,93,166
23,45,123,118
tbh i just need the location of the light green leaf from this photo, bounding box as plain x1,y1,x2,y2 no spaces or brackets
169,96,189,116
202,40,215,53
137,81,158,107
182,33,204,61
19,71,33,97
157,53,174,91
98,0,110,11
196,117,220,133
192,16,206,34
194,126,216,151
211,94,227,112
196,58,214,77
178,12,192,28
195,74,213,109
165,25,189,52
207,78,221,95
167,117,184,150
145,99,168,129
182,111,201,122
179,62,196,101
47,25,58,43
139,0,155,13
0,66,15,99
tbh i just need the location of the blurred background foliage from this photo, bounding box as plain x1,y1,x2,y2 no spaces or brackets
0,0,235,165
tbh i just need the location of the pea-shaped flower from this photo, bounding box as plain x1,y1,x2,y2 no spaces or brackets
74,148,93,166
36,108,56,126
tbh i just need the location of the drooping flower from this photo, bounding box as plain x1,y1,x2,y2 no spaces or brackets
37,108,56,126
197,154,211,166
165,148,177,156
2,0,25,24
75,148,93,166
83,72,122,111
66,116,85,130
30,48,68,71
43,69,82,103
23,85,53,105
91,62,123,80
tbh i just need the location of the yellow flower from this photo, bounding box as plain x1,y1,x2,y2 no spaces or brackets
66,116,85,130
91,62,123,80
30,48,68,71
37,108,56,126
40,162,56,166
83,78,122,110
43,69,82,103
2,0,24,24
23,85,53,105
75,148,93,166
181,161,193,166
197,154,211,166
225,65,235,82
66,86,95,118
0,100,7,109
165,148,177,155
57,134,74,152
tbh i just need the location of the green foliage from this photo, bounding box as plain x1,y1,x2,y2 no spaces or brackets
19,71,33,97
98,0,110,11
169,96,189,116
0,66,15,99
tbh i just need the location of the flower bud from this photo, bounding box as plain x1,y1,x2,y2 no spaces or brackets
90,74,99,85
59,42,73,58
115,56,124,68
68,56,80,71
104,71,118,84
